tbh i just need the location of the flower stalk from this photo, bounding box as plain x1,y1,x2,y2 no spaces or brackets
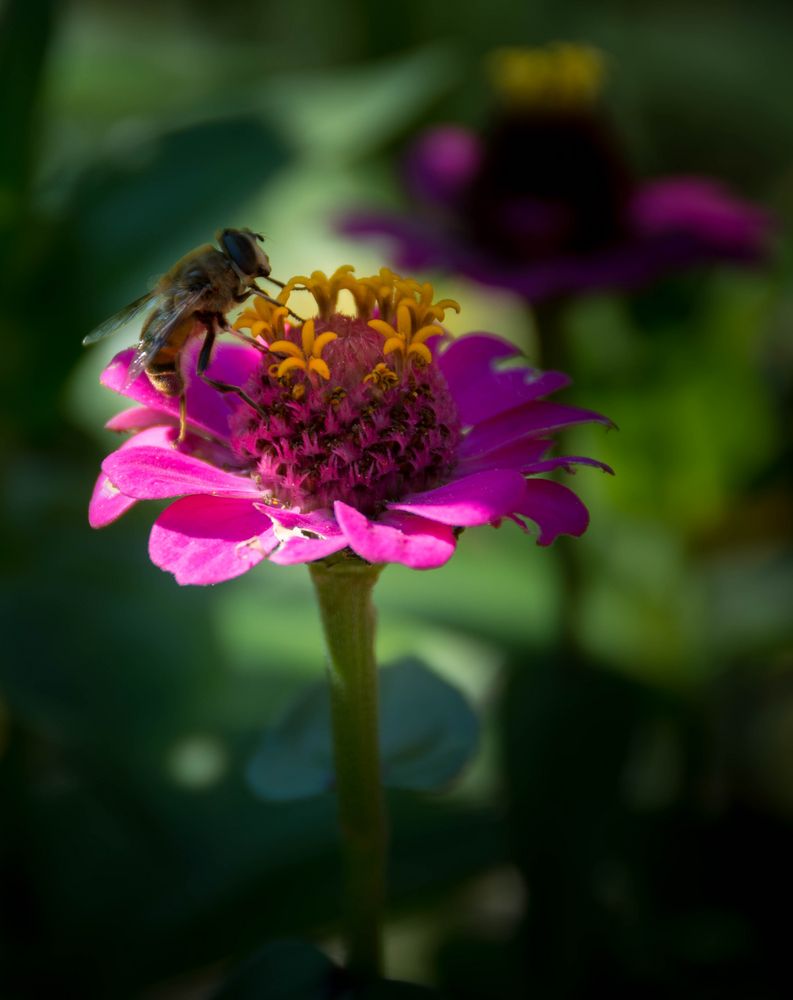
532,299,584,657
309,558,387,982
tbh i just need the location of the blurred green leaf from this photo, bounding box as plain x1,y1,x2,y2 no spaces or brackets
0,0,58,234
262,46,458,162
69,115,292,313
213,939,338,999
378,658,480,791
360,981,437,998
247,658,479,801
213,937,437,999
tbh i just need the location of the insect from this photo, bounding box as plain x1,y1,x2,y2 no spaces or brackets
83,228,301,443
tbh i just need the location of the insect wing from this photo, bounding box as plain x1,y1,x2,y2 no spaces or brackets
123,288,205,387
82,291,157,345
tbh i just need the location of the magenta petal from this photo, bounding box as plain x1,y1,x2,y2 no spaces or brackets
335,503,456,569
460,400,613,460
456,437,552,475
89,425,179,528
388,469,528,526
104,413,242,470
89,474,138,528
101,342,260,441
439,334,572,426
149,496,276,585
260,507,338,533
440,334,519,375
269,534,349,565
101,349,227,439
630,177,772,258
518,479,589,545
203,339,263,386
262,506,349,565
105,406,177,432
404,125,482,206
523,455,615,475
102,444,260,501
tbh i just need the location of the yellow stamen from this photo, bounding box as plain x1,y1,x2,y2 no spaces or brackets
407,343,433,366
276,356,308,378
301,320,316,357
367,319,400,340
396,303,413,339
359,268,402,323
261,266,460,383
312,331,339,357
234,297,288,343
279,266,356,319
382,336,405,358
372,310,444,367
308,357,331,380
268,318,337,382
268,340,303,359
428,298,461,323
395,289,460,329
412,324,444,345
487,43,606,110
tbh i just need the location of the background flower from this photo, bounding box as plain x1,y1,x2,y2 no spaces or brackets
341,44,772,302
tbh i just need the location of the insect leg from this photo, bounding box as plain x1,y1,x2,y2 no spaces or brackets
197,325,268,418
220,325,268,352
177,392,187,445
249,287,305,322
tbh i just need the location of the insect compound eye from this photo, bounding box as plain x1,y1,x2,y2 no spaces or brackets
220,229,258,276
250,232,271,275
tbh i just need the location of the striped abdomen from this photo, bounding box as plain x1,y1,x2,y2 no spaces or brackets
144,315,196,397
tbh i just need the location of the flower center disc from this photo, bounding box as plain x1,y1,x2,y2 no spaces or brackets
230,271,462,515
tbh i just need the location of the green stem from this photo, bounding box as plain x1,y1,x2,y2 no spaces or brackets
309,559,387,982
530,299,583,659
531,298,567,373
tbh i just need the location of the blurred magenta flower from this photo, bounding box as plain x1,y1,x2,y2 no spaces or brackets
90,266,612,584
341,44,771,301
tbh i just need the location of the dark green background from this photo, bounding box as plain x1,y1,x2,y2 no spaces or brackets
1,1,791,996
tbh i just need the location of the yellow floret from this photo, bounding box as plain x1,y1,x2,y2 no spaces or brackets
487,43,606,110
268,319,338,380
369,300,443,368
279,266,356,319
234,296,288,343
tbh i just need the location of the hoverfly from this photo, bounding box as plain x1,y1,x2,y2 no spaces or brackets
83,228,301,443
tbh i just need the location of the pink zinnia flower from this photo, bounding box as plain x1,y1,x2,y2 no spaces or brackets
89,266,612,584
